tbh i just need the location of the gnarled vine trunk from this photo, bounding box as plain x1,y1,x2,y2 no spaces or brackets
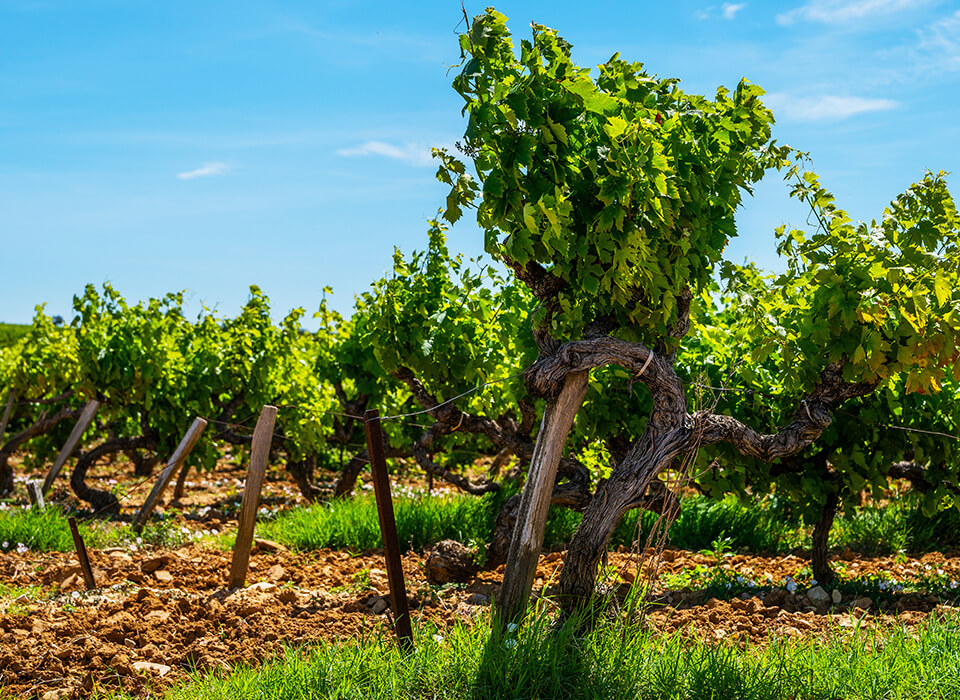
556,419,694,614
72,436,156,515
0,406,81,496
287,454,323,501
811,489,839,586
517,334,875,620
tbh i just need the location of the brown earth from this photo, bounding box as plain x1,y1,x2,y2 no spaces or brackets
3,540,960,699
3,457,960,697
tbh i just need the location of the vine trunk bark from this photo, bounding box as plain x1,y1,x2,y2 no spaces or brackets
0,407,81,496
72,436,155,515
811,490,839,586
555,421,694,617
287,455,323,500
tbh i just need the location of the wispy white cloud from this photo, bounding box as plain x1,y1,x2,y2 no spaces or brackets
777,0,930,25
696,3,747,20
177,162,229,180
336,141,435,167
764,93,899,120
723,3,747,19
914,10,960,72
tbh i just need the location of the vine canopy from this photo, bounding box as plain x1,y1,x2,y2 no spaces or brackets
439,8,789,341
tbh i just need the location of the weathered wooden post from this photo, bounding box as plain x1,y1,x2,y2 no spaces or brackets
26,480,45,509
172,460,191,501
132,417,207,532
228,405,277,589
42,399,100,496
364,408,414,647
494,371,589,626
67,516,97,590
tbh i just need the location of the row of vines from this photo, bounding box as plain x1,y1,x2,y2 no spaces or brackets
2,8,959,617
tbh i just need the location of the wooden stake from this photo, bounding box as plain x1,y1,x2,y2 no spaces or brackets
0,389,14,448
67,516,96,590
172,459,191,501
228,405,277,589
42,399,100,496
26,480,45,509
364,409,414,647
495,371,589,626
132,417,208,532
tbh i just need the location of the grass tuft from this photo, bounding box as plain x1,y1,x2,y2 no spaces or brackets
0,506,74,552
98,608,960,700
257,494,497,553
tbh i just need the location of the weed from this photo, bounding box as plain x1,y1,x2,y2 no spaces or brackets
698,535,734,562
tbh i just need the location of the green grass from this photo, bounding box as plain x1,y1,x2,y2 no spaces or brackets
6,488,960,567
257,493,497,553
831,501,960,556
539,495,802,555
0,322,29,347
0,505,200,554
96,607,960,700
0,506,74,552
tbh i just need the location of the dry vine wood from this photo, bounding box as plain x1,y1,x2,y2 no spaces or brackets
391,364,593,511
0,405,82,495
72,434,157,515
542,339,876,615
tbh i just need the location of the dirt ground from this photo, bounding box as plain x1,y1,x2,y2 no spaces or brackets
3,458,960,698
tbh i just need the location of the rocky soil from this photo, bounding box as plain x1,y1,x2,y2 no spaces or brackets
2,540,960,698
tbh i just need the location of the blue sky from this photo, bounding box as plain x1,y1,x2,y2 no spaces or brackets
2,0,958,327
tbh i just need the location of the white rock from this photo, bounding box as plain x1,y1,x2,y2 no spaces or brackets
831,588,842,605
132,661,172,676
248,581,278,593
807,585,830,604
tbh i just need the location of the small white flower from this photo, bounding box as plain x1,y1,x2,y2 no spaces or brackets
504,639,517,649
506,623,518,633
785,578,797,594
16,543,28,554
950,580,958,590
433,634,444,643
1,541,8,549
